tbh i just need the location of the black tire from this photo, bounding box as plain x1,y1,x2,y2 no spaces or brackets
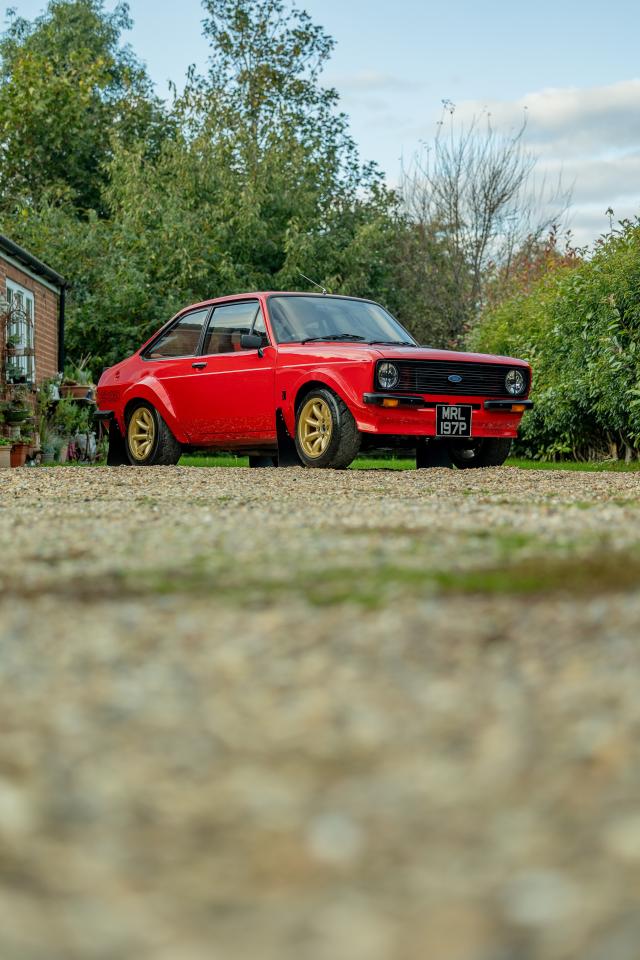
125,401,182,466
416,440,452,469
249,455,278,467
447,438,512,469
295,388,361,469
106,419,129,466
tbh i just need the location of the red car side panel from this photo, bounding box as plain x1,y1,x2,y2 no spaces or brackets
274,345,373,438
97,359,190,444
182,349,277,444
123,374,190,443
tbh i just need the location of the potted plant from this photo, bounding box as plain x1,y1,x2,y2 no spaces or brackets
1,394,30,423
5,333,22,355
20,424,35,455
37,377,61,405
2,403,29,424
60,356,95,400
41,434,63,464
10,437,30,467
53,397,82,435
5,360,27,384
69,403,93,459
52,398,92,461
0,437,11,469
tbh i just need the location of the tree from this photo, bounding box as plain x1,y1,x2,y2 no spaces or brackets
471,219,640,461
0,0,439,368
0,0,400,368
400,103,568,345
180,0,388,286
70,0,400,365
0,0,167,212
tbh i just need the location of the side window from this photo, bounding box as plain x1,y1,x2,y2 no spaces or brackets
6,280,35,385
146,308,209,359
202,301,262,355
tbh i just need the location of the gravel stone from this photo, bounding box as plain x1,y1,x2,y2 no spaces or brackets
0,464,639,959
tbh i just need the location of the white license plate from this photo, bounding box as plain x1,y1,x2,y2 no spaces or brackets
436,404,472,437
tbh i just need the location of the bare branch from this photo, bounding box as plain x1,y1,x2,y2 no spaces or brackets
399,107,571,344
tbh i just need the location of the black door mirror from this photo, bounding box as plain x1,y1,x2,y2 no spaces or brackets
240,333,264,350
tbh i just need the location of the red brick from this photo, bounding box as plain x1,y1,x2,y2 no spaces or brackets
1,255,61,391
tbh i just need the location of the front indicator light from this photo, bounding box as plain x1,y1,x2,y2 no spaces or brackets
512,404,526,412
382,398,400,408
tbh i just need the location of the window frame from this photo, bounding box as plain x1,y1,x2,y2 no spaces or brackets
140,306,214,362
6,279,36,385
199,298,270,359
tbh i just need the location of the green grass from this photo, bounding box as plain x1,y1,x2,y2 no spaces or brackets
48,452,640,471
506,457,640,472
179,453,250,468
44,547,640,609
349,456,415,470
178,452,640,471
178,453,415,469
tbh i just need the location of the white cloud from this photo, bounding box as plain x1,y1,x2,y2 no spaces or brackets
328,73,640,243
327,70,426,133
327,70,421,94
450,80,640,244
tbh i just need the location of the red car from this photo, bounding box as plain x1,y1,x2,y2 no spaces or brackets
96,292,532,469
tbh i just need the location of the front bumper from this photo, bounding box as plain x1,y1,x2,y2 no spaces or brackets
363,393,533,412
93,409,114,423
358,394,533,438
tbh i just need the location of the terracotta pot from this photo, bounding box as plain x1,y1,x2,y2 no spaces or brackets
10,443,29,468
0,446,11,469
60,384,94,400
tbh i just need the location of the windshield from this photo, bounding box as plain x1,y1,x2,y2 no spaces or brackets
267,295,417,345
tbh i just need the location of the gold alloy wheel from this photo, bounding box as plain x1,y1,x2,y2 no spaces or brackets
298,397,333,459
127,406,156,461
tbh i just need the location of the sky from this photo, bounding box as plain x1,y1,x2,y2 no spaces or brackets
6,0,640,243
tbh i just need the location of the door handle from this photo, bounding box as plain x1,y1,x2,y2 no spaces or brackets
192,361,207,369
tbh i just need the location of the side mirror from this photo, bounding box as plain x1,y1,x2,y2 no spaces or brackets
240,333,265,351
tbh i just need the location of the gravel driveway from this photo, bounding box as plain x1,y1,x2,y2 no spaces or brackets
1,465,640,960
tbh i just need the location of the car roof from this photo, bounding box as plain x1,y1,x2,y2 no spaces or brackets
184,291,378,311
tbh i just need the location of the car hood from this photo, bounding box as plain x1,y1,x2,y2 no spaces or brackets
368,345,529,366
278,343,529,367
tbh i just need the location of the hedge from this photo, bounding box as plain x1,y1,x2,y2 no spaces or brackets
469,222,640,460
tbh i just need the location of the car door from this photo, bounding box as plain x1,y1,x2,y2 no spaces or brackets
141,306,212,441
188,300,277,444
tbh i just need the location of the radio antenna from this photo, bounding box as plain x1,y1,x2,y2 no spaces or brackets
299,271,328,296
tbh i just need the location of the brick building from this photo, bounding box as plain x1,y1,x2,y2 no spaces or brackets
0,234,66,388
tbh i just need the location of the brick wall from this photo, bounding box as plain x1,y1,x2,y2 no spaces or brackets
0,255,60,385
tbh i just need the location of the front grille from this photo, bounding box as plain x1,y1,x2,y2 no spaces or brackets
383,359,529,398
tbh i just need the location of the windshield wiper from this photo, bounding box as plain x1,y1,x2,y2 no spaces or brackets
368,340,417,346
300,334,367,343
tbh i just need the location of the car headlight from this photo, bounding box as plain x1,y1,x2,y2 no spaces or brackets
505,368,526,396
378,362,399,390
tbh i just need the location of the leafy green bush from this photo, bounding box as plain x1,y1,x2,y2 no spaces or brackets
470,221,640,460
52,399,91,437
